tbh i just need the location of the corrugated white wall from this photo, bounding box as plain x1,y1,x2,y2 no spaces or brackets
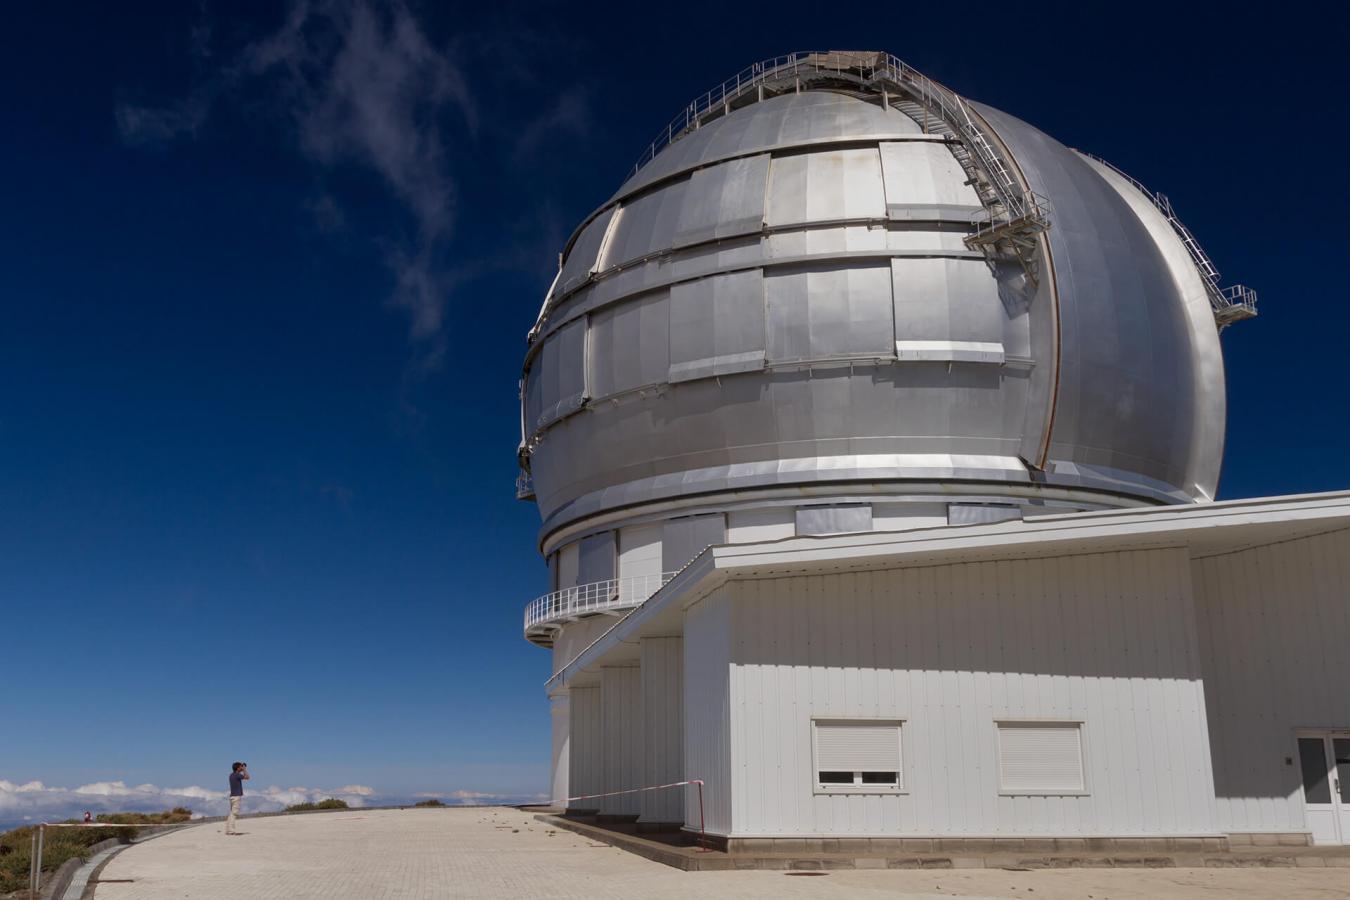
685,589,733,834
1193,528,1350,834
550,693,569,805
640,637,684,822
600,665,643,815
722,548,1217,836
568,686,602,809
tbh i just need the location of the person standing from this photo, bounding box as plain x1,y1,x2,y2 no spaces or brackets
226,762,249,835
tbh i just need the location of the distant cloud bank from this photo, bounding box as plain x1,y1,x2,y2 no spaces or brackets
0,779,543,828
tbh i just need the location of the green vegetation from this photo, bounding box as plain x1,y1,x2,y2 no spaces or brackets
284,798,349,812
0,808,192,894
413,799,446,808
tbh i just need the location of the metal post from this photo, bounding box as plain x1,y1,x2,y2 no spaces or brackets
695,780,707,851
34,824,45,894
29,829,37,895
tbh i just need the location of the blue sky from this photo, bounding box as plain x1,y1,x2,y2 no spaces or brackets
1,1,1347,822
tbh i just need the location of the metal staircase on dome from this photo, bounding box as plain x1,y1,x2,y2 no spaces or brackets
629,50,1052,284
1081,152,1258,330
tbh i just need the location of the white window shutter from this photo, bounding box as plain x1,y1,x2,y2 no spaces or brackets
998,723,1085,793
815,722,902,773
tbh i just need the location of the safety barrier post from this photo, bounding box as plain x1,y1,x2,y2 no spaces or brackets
694,780,706,851
29,828,37,895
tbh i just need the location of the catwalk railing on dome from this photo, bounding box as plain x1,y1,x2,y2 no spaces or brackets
1081,152,1258,329
628,50,1050,281
523,572,677,645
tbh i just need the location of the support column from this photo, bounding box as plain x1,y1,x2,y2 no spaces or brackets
599,664,642,817
549,691,569,806
640,636,684,824
567,685,602,811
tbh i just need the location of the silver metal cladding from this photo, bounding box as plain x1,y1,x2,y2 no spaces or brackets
519,54,1239,552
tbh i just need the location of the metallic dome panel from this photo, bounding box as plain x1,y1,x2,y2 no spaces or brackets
520,81,1230,549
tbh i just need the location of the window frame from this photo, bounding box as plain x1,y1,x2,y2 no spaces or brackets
994,719,1090,797
810,717,907,796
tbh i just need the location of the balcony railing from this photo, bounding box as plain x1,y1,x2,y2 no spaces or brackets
523,572,677,646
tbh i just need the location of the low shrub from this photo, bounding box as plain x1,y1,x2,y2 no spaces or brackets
0,808,192,893
413,799,445,808
285,798,348,812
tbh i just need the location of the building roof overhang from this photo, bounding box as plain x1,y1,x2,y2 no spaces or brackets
546,490,1350,694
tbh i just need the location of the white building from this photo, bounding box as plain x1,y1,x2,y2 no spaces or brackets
546,492,1350,847
516,53,1348,848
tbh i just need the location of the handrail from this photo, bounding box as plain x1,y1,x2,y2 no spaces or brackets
523,572,678,641
1081,152,1257,327
515,470,534,501
627,51,1042,226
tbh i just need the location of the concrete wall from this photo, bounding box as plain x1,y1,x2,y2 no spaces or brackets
640,636,684,823
1194,527,1350,834
568,686,602,809
684,588,733,835
600,665,643,815
722,548,1218,837
553,618,612,675
728,508,794,543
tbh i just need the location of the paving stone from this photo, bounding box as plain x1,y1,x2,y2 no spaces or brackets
88,807,1350,899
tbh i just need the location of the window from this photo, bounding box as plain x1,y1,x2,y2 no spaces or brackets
813,720,903,793
997,721,1086,794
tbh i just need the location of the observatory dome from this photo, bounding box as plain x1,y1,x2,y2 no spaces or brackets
518,52,1252,645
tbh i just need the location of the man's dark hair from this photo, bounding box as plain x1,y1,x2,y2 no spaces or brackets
232,762,245,772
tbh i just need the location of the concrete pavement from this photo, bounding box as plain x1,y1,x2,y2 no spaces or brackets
93,807,1350,899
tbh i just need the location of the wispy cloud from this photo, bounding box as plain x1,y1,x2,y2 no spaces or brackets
114,0,474,371
115,98,211,147
512,86,591,163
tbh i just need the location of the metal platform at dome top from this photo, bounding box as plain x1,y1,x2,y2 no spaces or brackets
630,50,1049,282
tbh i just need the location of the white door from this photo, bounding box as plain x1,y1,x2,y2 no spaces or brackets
1297,733,1350,844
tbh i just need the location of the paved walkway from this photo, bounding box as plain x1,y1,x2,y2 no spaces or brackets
94,807,1350,899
